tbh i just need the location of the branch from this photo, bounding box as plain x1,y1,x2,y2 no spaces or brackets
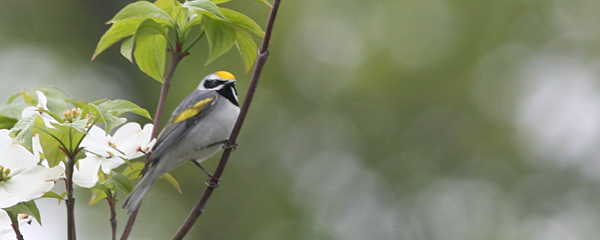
9,212,24,240
120,44,189,240
152,45,189,138
65,153,77,240
107,191,118,240
171,1,282,239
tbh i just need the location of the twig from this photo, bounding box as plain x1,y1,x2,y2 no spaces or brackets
107,191,118,240
171,1,281,239
120,42,189,240
9,212,24,240
63,148,81,240
151,44,189,139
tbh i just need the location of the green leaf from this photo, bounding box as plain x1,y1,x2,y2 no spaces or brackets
235,28,258,73
33,119,66,167
108,173,134,195
4,200,41,224
52,121,87,153
210,0,232,4
36,87,87,110
89,187,108,206
172,6,189,37
220,8,264,37
93,19,144,60
82,103,127,135
120,36,135,62
43,191,66,204
0,115,17,130
32,117,87,166
10,115,36,148
97,99,152,120
184,0,226,20
109,1,172,25
161,173,182,193
37,109,66,124
186,11,204,30
253,0,273,8
82,99,150,134
203,15,236,64
22,90,35,105
155,0,186,32
154,0,176,13
42,191,65,200
55,118,90,135
0,104,26,120
134,19,168,83
123,161,146,179
7,92,23,104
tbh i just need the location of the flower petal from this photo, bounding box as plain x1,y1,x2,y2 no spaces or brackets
114,123,154,159
0,210,13,237
0,185,20,209
35,91,48,110
0,129,37,171
80,126,112,157
72,153,103,188
99,156,125,174
20,106,38,119
0,210,32,237
32,134,43,160
3,166,64,202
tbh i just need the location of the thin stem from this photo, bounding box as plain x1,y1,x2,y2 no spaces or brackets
171,1,281,239
120,46,189,240
182,30,205,53
107,191,118,240
150,47,189,138
65,154,77,240
119,209,138,240
9,212,24,240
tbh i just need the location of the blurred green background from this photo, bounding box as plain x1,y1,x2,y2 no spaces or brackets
3,0,600,239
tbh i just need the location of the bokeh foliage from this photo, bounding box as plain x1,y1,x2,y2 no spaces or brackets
2,0,600,239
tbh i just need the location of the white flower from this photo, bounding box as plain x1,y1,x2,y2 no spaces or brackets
0,210,32,238
20,91,48,119
113,123,155,159
72,152,125,188
0,130,38,173
74,123,154,188
20,91,57,130
75,126,125,188
80,125,125,160
0,130,64,209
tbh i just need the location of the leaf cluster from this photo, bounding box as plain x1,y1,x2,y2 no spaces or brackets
93,0,265,81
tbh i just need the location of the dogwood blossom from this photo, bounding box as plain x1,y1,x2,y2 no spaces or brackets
0,130,63,209
21,91,57,128
20,91,48,119
74,123,154,188
112,122,155,159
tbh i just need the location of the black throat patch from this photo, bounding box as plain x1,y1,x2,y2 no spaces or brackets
217,85,239,106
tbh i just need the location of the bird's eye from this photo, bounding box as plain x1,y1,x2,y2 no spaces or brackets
203,79,220,89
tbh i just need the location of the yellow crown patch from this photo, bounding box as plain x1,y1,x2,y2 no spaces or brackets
215,71,235,80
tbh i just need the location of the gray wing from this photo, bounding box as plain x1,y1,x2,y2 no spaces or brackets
148,90,219,165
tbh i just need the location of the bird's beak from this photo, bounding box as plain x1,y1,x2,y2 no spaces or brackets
224,80,236,86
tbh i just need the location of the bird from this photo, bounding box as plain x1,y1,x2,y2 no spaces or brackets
123,71,240,213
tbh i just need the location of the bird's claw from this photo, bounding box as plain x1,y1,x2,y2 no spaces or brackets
205,178,220,188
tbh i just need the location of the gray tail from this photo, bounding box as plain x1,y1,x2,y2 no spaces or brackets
122,168,160,213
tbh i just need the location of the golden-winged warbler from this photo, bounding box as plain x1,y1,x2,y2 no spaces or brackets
123,71,240,213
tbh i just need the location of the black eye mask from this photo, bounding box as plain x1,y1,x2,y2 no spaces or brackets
203,79,222,89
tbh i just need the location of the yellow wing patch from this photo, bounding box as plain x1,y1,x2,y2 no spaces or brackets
215,71,235,80
171,98,214,123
